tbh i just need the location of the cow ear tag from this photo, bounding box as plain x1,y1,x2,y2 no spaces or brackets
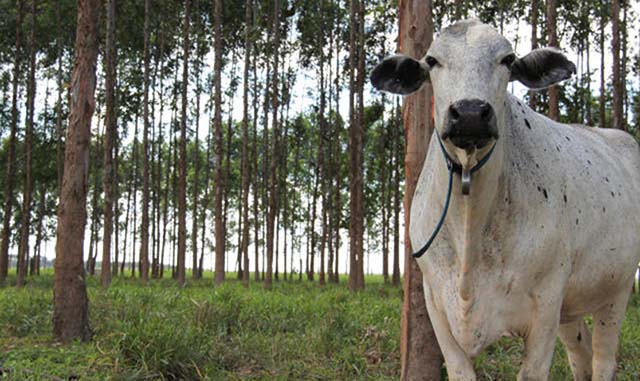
461,169,471,195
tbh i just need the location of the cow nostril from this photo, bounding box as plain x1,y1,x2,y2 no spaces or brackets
480,104,492,121
449,105,460,120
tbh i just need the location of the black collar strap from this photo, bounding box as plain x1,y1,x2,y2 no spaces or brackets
412,133,497,258
435,132,497,176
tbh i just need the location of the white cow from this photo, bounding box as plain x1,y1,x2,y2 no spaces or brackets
371,20,640,380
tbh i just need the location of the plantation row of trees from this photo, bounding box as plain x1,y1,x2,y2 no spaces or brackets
0,0,637,357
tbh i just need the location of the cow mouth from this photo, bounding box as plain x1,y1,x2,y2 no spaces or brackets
449,134,495,150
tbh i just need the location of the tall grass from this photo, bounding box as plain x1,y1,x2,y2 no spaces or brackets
0,274,639,380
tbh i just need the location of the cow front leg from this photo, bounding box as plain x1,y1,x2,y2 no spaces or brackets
592,287,630,381
558,318,593,381
422,278,476,381
518,302,561,381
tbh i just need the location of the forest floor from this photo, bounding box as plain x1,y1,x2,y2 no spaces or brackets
1,272,639,380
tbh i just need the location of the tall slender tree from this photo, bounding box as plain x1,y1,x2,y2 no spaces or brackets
0,0,24,283
348,0,365,292
265,0,281,290
213,0,225,286
546,0,559,121
612,0,623,130
16,0,37,287
529,0,538,110
240,0,253,288
398,0,443,379
177,0,190,286
101,0,117,288
53,0,101,343
139,0,151,283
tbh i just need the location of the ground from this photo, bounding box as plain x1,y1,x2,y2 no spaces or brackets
1,272,639,380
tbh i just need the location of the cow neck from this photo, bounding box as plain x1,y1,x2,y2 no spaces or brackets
440,112,506,305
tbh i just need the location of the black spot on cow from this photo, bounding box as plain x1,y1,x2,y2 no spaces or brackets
524,119,531,129
563,194,567,203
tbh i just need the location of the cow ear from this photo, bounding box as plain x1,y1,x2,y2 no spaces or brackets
371,55,430,95
510,48,576,90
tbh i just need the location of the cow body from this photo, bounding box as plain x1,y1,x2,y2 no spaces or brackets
410,94,640,379
372,19,640,380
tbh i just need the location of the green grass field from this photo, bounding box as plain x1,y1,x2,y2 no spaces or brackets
1,273,639,380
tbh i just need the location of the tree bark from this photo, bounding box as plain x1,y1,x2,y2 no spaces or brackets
53,0,101,343
546,0,559,121
17,0,37,287
139,0,151,283
213,0,225,286
56,0,65,196
265,0,281,290
177,0,190,286
599,8,606,129
101,0,116,288
0,0,24,283
348,0,365,292
398,0,444,379
392,100,401,287
612,0,623,130
240,0,252,288
528,0,538,110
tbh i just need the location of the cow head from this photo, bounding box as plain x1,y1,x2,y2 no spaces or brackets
371,20,576,154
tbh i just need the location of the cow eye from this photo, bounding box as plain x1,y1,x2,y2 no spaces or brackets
500,54,516,66
425,56,439,68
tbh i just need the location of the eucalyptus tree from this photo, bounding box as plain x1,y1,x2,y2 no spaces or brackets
612,0,623,130
139,0,151,284
101,0,117,287
53,0,101,343
0,0,24,283
177,0,190,286
16,0,37,287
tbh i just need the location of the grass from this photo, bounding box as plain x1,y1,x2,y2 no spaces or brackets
0,272,639,380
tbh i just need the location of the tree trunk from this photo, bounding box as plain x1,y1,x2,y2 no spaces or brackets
546,0,559,121
177,0,190,286
265,0,281,290
101,0,116,288
348,0,366,291
17,0,37,287
56,0,65,197
191,69,201,280
240,0,252,288
213,0,225,285
611,0,623,130
529,0,538,110
53,0,101,343
0,0,24,283
392,99,401,287
398,0,444,379
348,0,363,292
140,0,151,284
599,10,606,129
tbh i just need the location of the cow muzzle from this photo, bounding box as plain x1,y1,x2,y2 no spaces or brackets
441,99,499,150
